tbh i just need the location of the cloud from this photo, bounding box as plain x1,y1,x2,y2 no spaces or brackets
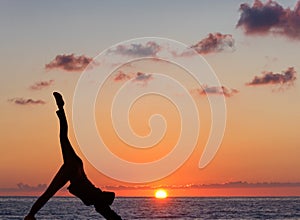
171,49,195,57
16,183,47,191
190,33,235,55
45,54,93,72
30,80,54,90
113,71,131,82
8,97,46,105
134,72,153,83
0,183,68,194
237,0,300,39
193,85,239,97
187,182,300,189
246,67,297,87
101,181,300,191
1,182,300,195
109,41,161,57
113,71,153,84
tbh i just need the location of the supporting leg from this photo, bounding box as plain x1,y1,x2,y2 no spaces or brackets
26,165,69,218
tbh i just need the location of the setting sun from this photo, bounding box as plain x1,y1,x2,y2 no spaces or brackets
155,189,168,199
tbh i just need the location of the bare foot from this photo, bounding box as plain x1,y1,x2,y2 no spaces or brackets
53,92,64,109
24,215,36,220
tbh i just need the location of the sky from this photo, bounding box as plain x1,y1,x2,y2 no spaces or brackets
1,0,300,197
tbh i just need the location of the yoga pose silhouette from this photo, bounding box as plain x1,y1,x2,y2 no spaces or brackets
24,92,122,220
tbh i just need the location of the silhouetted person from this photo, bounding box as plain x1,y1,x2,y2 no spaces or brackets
25,92,122,220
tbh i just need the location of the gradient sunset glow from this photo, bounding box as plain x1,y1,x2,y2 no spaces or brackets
1,0,300,197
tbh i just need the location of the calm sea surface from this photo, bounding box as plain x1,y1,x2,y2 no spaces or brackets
1,196,300,219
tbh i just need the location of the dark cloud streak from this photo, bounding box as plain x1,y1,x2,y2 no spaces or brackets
8,98,46,105
30,80,54,90
246,67,297,86
45,54,93,72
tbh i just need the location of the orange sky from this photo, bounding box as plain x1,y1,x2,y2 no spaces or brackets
1,0,300,197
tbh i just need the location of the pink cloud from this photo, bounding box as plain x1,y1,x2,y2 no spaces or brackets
113,71,131,82
191,33,235,55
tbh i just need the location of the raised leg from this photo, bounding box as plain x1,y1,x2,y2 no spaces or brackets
53,92,79,163
56,109,79,162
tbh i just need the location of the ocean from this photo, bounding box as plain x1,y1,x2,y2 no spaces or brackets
1,196,300,219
